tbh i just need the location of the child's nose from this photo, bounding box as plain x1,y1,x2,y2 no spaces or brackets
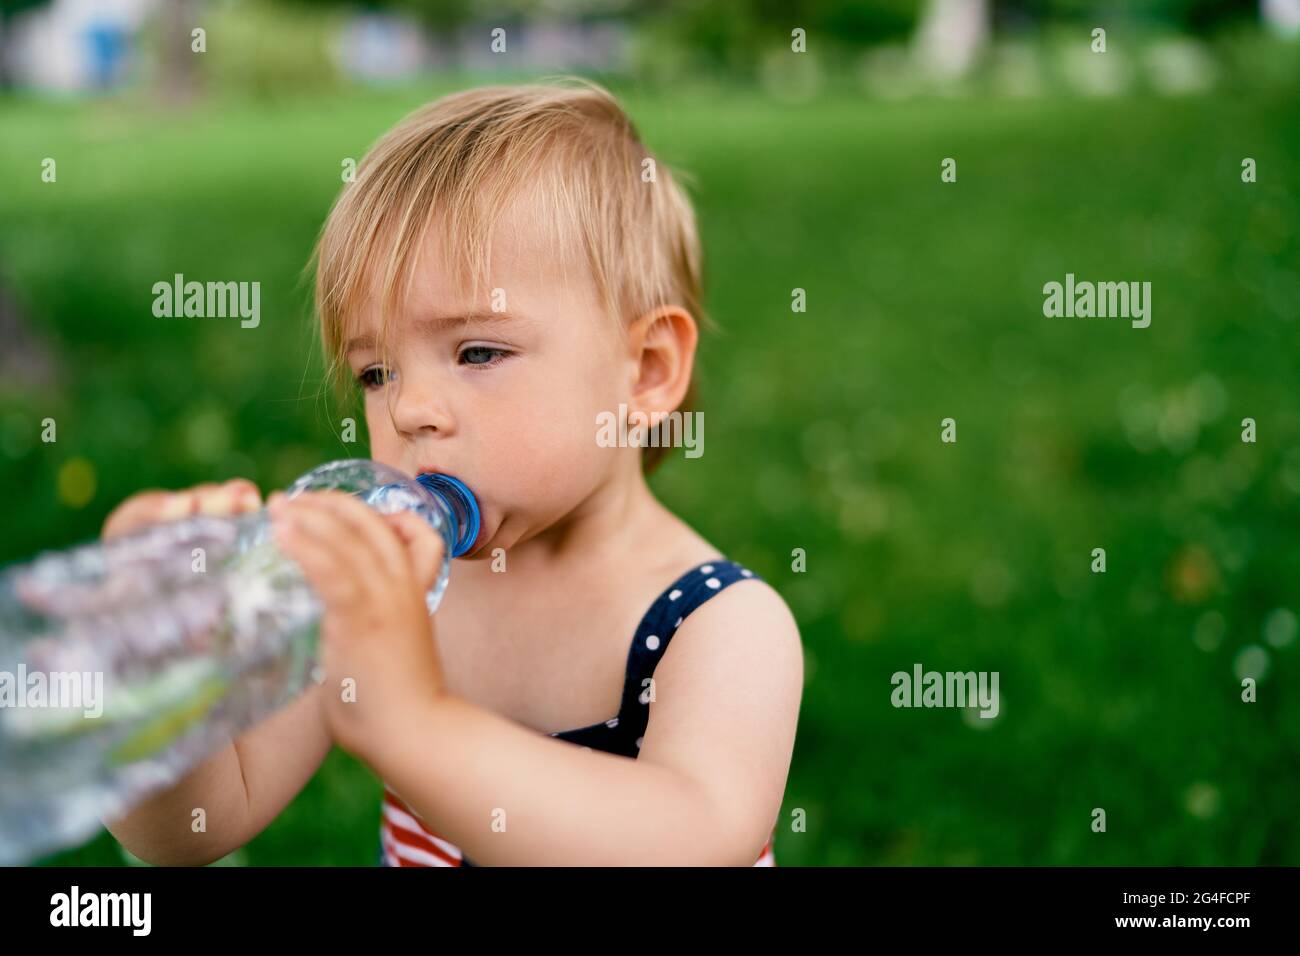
390,378,455,437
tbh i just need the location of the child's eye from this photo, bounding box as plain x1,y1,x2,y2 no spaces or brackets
458,346,510,367
357,366,393,390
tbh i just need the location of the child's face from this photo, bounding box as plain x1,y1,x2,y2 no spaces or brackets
345,192,634,557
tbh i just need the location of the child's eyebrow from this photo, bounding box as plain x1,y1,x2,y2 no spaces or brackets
344,309,523,353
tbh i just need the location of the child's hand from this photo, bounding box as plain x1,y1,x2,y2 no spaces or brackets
17,478,265,620
267,489,448,761
102,478,263,540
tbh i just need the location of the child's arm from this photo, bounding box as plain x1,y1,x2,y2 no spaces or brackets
99,481,333,866
105,686,331,865
270,489,803,865
380,580,802,866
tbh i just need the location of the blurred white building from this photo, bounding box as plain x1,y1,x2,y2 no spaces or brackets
335,11,427,84
5,0,159,92
334,11,630,82
1263,0,1300,36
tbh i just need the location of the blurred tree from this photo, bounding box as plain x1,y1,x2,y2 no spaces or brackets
639,0,920,76
157,0,202,102
393,0,476,33
394,0,477,68
284,0,477,67
195,0,344,99
756,0,920,45
0,264,55,388
0,0,49,89
914,0,990,79
996,0,1258,30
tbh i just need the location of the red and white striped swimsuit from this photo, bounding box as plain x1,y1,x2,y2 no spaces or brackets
379,559,780,867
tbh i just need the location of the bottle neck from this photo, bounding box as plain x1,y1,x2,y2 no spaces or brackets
415,474,480,558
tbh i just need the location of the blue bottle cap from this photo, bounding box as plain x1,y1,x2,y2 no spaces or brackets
415,473,481,558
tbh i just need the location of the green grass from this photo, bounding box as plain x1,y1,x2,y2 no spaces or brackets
2,78,1298,866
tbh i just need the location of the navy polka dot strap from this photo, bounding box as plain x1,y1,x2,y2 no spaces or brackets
548,558,762,757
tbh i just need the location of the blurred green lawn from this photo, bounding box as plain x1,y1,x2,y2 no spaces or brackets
1,78,1297,865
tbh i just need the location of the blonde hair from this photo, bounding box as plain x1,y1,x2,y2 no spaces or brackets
309,76,707,473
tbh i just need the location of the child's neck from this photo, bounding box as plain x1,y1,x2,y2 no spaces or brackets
507,460,669,575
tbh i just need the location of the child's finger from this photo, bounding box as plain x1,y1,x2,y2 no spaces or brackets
271,512,361,608
272,498,372,574
273,496,401,604
158,481,259,521
224,478,263,514
165,483,220,519
286,491,411,582
383,512,445,593
192,479,262,517
102,490,173,540
133,479,256,527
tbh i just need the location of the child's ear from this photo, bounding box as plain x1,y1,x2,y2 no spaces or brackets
627,305,698,423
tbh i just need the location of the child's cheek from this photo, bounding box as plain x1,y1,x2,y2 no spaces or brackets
493,404,595,501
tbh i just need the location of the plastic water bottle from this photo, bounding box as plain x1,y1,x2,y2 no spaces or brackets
0,458,480,865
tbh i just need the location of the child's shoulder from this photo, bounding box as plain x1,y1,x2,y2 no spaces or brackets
643,517,802,667
673,558,801,655
630,521,802,852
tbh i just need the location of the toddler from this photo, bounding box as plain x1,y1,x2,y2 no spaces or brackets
103,78,803,866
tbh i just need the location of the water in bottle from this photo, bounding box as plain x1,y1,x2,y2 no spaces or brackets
0,458,480,864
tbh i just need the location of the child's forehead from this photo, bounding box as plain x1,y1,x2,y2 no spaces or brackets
372,197,592,323
344,202,604,347
425,199,561,295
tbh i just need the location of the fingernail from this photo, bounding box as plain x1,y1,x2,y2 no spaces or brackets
199,490,234,516
159,494,190,521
